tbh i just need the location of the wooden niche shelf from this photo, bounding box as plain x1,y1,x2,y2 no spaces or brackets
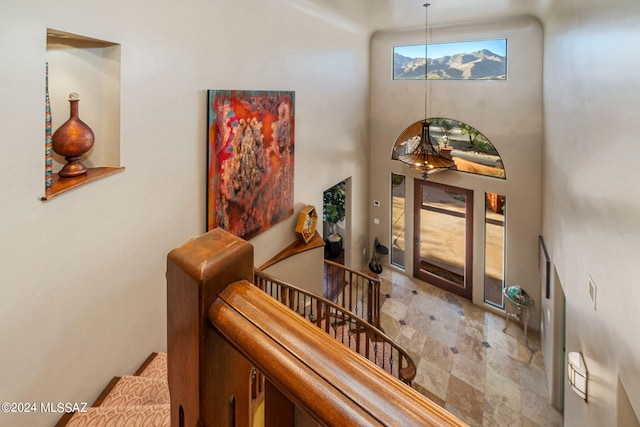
43,29,122,201
258,231,325,271
42,167,125,200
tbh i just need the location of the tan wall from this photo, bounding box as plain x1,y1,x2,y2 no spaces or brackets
0,1,370,425
369,17,543,324
540,0,640,424
262,248,325,297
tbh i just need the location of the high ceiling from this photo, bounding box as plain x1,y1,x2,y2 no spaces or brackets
293,0,544,32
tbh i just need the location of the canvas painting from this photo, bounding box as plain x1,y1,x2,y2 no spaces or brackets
207,90,295,240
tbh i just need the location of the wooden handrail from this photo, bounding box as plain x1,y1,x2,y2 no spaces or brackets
324,259,380,282
167,229,254,427
324,259,382,328
211,280,465,426
255,268,416,384
258,231,325,270
167,228,468,427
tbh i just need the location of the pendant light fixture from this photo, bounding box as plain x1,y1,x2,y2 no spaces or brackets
392,3,456,180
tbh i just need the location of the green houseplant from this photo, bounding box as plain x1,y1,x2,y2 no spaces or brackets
323,181,345,258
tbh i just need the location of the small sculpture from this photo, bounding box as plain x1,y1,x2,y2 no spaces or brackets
368,237,388,274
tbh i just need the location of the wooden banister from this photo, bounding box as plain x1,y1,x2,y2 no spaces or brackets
258,231,325,270
255,268,416,384
324,259,378,282
167,228,467,426
167,229,254,427
324,259,382,328
211,280,464,426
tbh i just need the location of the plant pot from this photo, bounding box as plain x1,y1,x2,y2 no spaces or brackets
326,233,343,259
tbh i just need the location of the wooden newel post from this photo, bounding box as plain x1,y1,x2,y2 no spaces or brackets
167,228,254,427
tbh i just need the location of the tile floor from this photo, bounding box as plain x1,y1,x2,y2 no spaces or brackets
377,269,563,427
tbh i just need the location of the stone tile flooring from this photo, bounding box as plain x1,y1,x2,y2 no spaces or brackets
378,269,563,427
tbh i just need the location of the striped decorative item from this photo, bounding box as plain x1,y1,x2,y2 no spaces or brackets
45,62,53,188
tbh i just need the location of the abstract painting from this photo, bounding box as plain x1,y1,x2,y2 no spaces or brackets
207,90,294,240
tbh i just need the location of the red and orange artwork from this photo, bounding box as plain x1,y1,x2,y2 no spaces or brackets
207,90,294,240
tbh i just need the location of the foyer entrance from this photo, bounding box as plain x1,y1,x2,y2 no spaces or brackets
413,180,473,300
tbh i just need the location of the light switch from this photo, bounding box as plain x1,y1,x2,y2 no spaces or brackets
374,218,380,224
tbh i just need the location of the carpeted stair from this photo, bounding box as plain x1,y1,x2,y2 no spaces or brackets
57,352,169,427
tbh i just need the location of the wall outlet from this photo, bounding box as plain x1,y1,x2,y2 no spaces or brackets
588,275,597,310
374,218,379,224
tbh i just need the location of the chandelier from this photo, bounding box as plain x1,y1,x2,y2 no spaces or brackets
391,3,455,180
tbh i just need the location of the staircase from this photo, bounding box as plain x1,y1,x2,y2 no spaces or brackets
54,228,463,426
54,235,415,425
56,352,169,427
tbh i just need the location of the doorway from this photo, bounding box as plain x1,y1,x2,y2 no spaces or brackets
322,179,348,265
413,180,473,299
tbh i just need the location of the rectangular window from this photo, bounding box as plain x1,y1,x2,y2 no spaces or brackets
393,39,507,80
390,174,406,269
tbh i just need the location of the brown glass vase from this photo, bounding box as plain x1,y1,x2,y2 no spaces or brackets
52,93,95,177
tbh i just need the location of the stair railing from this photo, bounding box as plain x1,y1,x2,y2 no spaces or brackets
255,269,415,384
323,259,382,328
167,228,467,427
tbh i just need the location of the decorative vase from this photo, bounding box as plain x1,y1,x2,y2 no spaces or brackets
52,92,95,178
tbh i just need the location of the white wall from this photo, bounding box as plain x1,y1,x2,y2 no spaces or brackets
0,1,370,425
369,17,543,322
262,248,325,297
540,0,640,425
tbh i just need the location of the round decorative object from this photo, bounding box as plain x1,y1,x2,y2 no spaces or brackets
294,205,318,243
52,92,95,178
368,260,382,274
505,285,533,307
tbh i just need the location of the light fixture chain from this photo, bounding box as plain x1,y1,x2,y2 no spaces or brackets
391,2,455,180
424,3,430,122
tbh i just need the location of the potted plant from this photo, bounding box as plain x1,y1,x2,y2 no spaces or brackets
323,181,345,258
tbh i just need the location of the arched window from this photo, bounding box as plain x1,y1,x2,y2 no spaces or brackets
392,118,506,179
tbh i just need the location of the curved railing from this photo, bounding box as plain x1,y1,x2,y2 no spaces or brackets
323,259,382,328
167,228,468,427
255,269,415,384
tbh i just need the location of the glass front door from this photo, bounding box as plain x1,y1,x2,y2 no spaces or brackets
413,180,473,299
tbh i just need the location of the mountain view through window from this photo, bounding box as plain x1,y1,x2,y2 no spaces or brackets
393,39,507,80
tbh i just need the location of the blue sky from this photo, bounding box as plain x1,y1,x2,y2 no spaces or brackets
394,39,506,59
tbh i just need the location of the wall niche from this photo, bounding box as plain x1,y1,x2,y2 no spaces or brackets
43,28,123,200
